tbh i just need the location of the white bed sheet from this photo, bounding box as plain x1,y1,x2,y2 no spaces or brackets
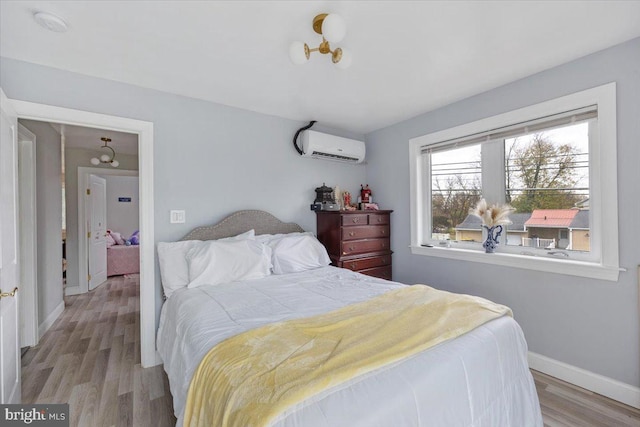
157,266,542,427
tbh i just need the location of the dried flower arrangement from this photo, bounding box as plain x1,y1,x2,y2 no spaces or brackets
470,199,514,227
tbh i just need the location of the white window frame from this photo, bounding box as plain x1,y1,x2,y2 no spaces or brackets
409,83,621,281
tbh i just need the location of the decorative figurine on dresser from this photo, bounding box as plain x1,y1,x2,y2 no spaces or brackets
316,208,393,280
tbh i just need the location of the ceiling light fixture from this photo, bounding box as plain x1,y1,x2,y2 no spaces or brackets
289,13,352,69
33,11,68,33
90,137,119,168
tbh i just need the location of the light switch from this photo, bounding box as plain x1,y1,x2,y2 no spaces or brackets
170,210,186,224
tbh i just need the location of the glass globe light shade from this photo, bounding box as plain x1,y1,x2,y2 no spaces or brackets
335,47,352,69
90,157,100,165
322,14,346,43
111,160,119,168
289,41,309,65
100,154,111,162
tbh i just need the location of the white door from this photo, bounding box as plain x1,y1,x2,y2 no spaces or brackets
88,174,107,290
0,88,21,403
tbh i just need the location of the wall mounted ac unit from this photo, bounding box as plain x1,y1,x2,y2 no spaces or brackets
301,130,365,164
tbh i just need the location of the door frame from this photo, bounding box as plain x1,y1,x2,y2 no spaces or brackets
11,99,159,368
77,167,138,294
17,124,39,348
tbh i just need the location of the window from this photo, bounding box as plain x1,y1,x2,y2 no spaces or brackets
409,83,620,281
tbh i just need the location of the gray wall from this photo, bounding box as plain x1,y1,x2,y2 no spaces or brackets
1,57,366,329
19,119,64,328
364,37,640,387
102,175,140,237
64,148,139,291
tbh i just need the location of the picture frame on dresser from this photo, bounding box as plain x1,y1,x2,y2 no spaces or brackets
316,210,393,280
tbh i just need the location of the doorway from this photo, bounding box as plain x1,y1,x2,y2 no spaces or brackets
77,166,140,294
11,99,157,368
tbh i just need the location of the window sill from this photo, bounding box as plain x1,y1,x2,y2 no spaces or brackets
409,245,621,281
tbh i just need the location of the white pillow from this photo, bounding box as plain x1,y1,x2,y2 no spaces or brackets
270,234,331,274
255,231,314,244
186,239,272,288
157,229,255,298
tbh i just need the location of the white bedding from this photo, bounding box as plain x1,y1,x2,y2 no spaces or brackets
157,266,542,427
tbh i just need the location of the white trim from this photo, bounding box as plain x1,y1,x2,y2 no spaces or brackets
10,100,158,368
410,245,622,281
17,124,39,348
528,351,640,409
63,285,81,296
77,167,138,295
409,83,619,281
37,301,64,338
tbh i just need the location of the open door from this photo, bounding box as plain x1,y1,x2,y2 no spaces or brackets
88,174,107,290
0,88,21,403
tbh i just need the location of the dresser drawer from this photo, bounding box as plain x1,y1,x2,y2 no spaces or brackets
368,214,390,225
342,255,391,271
342,214,369,226
341,239,390,255
359,265,392,280
342,225,389,241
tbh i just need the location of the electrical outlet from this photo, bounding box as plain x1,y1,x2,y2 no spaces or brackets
170,210,186,224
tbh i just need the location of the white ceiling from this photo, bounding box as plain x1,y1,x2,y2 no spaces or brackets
49,123,138,155
2,1,640,134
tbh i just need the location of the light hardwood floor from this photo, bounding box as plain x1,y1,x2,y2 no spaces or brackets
21,275,176,427
22,276,640,427
533,370,640,427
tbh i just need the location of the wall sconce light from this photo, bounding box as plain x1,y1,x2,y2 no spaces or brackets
90,137,119,168
289,13,352,69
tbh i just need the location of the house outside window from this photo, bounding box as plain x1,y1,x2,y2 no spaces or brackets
409,83,620,281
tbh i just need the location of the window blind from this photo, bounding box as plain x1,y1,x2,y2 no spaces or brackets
422,106,597,154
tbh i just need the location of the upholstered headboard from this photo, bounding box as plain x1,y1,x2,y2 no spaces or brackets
180,210,305,241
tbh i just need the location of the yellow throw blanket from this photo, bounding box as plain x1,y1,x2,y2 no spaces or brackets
183,285,512,427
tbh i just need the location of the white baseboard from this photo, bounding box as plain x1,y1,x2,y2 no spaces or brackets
528,351,640,409
38,301,65,338
64,285,81,296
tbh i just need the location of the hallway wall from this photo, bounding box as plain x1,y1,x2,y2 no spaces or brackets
19,119,64,332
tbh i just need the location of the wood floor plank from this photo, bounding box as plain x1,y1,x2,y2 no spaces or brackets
98,380,119,427
67,381,90,427
91,347,112,385
116,391,133,427
133,364,151,427
22,365,53,403
37,353,78,402
76,381,102,427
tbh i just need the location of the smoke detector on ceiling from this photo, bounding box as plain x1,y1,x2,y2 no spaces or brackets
33,11,68,33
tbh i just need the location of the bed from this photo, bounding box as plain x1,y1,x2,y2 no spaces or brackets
156,210,542,427
106,245,139,277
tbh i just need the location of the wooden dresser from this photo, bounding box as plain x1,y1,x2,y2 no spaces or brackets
316,210,393,280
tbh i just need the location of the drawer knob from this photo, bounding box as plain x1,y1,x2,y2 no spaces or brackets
381,230,386,235
381,243,386,248
349,231,355,237
350,263,357,269
378,218,382,222
348,246,355,252
352,217,359,223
